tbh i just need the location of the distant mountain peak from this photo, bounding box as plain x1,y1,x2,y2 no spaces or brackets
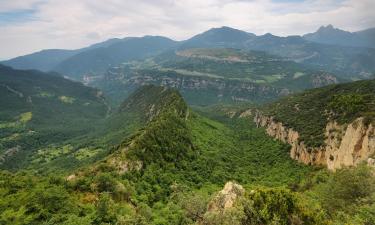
320,24,335,30
316,24,348,34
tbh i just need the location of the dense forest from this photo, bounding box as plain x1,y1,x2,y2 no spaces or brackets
1,83,375,224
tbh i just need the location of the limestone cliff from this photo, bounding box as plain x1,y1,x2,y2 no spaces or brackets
253,111,375,170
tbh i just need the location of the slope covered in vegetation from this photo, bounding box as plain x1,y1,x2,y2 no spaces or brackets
0,65,109,170
1,83,374,225
261,79,375,147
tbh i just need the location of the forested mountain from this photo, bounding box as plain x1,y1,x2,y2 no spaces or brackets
1,83,374,224
1,38,126,72
182,27,375,79
2,36,177,80
253,79,375,170
1,49,79,72
53,36,177,80
0,65,109,170
180,26,256,48
303,25,375,48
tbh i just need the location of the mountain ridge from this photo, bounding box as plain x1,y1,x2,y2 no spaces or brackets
303,24,375,48
3,25,375,81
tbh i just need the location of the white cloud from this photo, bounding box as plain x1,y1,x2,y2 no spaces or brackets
0,0,43,12
0,0,374,59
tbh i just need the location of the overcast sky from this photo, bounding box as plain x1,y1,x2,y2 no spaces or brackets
0,0,374,60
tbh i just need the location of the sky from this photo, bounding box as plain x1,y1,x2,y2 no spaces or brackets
0,0,374,60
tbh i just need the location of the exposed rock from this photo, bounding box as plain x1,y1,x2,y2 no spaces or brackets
239,109,252,118
368,158,375,167
254,112,375,170
66,174,76,181
207,181,244,212
0,146,21,164
103,67,290,103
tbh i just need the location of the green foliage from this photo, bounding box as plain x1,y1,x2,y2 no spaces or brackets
315,165,375,215
0,65,109,170
262,79,375,147
241,188,326,225
328,93,367,119
94,193,117,224
1,83,374,224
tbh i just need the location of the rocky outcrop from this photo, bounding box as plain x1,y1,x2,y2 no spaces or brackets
207,181,244,212
254,112,375,170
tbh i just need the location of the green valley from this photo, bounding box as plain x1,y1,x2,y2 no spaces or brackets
1,14,375,225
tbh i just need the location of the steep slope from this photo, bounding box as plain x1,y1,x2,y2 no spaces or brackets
303,25,375,48
251,79,375,170
0,65,109,170
53,36,177,80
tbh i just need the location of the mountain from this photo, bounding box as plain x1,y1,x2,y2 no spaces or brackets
181,26,255,48
53,36,177,80
303,25,375,48
94,47,340,106
1,82,374,224
181,27,375,79
0,38,125,72
0,65,109,169
252,79,375,170
3,26,375,82
244,33,375,79
1,49,79,72
1,36,176,80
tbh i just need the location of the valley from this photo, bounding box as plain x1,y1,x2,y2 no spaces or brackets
0,20,375,225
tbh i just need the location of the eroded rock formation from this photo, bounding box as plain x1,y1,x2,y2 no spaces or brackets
254,112,375,170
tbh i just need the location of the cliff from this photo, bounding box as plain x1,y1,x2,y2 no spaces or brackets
254,111,375,170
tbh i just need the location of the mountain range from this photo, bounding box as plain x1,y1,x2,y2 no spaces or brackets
1,24,375,225
2,25,375,82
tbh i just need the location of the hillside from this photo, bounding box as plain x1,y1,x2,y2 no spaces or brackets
53,36,177,80
0,65,109,170
254,79,375,170
94,48,340,106
1,84,374,224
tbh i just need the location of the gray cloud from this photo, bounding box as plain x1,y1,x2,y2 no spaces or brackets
0,0,374,59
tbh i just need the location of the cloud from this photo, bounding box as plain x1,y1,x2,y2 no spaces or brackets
0,0,374,59
0,0,43,12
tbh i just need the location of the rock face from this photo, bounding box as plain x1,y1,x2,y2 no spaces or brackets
207,181,244,212
254,112,375,170
103,67,289,104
